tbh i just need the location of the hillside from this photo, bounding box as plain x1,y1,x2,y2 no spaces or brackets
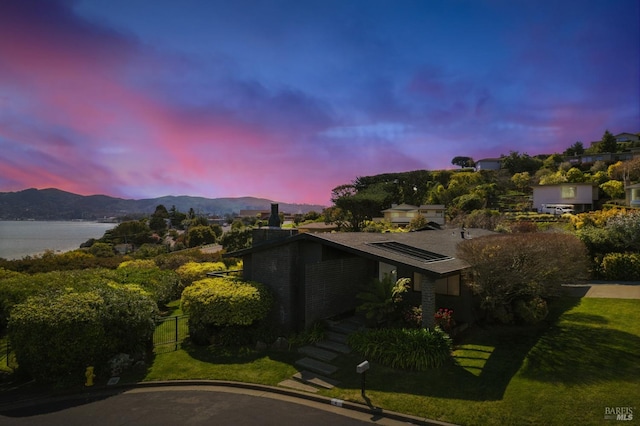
0,188,326,221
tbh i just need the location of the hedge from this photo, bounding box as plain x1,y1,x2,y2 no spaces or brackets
600,252,640,281
180,277,272,345
175,261,228,292
8,285,158,383
0,267,178,330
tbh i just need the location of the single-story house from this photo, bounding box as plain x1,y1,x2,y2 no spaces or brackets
532,183,598,213
475,158,502,171
615,132,640,143
380,203,446,226
225,219,494,333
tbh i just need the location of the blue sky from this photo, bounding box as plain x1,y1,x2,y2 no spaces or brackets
1,0,638,204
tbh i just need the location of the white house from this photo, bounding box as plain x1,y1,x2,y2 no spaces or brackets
532,183,598,213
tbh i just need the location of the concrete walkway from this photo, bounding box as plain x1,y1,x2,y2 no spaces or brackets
562,281,640,299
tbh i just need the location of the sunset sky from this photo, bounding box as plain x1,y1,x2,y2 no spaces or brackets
1,0,638,205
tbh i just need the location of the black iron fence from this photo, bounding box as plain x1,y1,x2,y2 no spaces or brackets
1,337,16,369
153,315,189,353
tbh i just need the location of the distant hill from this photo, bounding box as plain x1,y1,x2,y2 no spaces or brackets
0,188,326,221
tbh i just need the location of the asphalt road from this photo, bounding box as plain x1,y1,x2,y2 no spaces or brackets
0,386,424,426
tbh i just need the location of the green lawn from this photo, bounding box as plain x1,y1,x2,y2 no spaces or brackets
142,297,640,425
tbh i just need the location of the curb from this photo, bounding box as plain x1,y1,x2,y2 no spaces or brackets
1,379,456,426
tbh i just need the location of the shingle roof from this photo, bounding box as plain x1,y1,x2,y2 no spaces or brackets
226,228,495,276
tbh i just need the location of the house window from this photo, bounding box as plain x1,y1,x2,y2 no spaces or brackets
435,275,460,296
379,262,396,282
561,186,576,199
413,272,422,291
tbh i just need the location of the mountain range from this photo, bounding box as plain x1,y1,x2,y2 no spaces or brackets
0,188,326,221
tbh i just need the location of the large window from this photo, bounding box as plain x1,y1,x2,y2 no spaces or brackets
435,274,460,296
561,186,576,199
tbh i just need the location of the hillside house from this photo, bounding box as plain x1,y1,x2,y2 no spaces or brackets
475,158,502,171
532,183,598,213
225,208,492,332
380,203,446,226
625,182,640,208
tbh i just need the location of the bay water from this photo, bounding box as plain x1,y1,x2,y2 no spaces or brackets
0,221,116,260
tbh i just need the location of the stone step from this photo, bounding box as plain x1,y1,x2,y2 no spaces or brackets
293,370,340,389
298,345,338,362
325,331,348,344
315,339,351,354
325,320,363,335
278,379,318,393
295,357,338,376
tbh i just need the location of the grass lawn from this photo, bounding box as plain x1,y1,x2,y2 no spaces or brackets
141,297,639,425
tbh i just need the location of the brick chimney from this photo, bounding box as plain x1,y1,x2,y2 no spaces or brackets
267,203,281,228
252,203,297,245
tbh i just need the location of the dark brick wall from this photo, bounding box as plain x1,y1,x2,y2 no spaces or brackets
249,242,299,331
252,228,298,245
304,257,372,326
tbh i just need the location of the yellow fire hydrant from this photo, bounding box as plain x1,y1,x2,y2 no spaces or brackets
85,366,95,387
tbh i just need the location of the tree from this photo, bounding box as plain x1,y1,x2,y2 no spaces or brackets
598,130,618,153
187,225,219,247
539,171,567,185
220,228,252,252
103,220,153,247
330,183,390,232
564,141,584,156
600,180,625,200
169,205,187,229
457,233,588,324
451,156,475,168
542,154,563,171
565,167,586,182
511,172,532,193
501,151,543,174
149,205,169,234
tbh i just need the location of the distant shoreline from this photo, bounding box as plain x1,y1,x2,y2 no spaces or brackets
0,221,116,261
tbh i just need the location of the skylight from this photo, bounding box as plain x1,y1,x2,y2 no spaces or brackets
367,241,452,263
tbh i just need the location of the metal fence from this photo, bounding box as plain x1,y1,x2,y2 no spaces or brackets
1,337,16,369
153,315,189,353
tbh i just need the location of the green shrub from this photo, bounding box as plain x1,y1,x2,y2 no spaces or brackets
8,285,158,384
8,291,106,383
176,261,228,292
601,252,640,281
348,327,453,370
356,275,410,326
97,284,159,355
113,263,180,304
180,277,272,345
513,296,549,324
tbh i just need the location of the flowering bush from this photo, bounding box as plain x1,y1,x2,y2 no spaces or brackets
402,306,422,328
434,308,455,332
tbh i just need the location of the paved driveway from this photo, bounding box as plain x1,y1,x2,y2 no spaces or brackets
562,282,640,299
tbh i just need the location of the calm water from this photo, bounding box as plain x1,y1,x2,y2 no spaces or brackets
0,221,116,260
